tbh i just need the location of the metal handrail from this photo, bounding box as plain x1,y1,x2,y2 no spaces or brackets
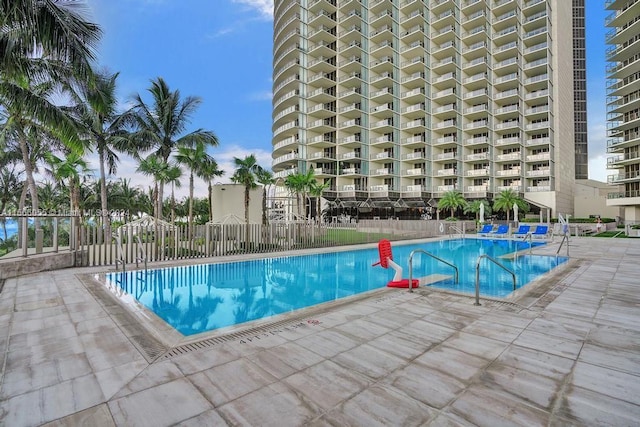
556,233,569,257
134,235,148,272
408,249,459,293
114,234,126,273
475,254,516,306
448,224,465,238
514,233,533,258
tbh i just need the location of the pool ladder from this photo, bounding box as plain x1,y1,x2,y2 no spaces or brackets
513,233,533,259
408,249,459,293
475,255,516,306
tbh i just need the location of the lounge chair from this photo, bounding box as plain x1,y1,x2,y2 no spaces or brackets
531,225,549,239
477,224,494,236
513,224,531,238
490,224,510,237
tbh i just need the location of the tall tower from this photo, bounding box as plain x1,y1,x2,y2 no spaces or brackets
605,0,640,222
272,0,577,218
573,0,588,180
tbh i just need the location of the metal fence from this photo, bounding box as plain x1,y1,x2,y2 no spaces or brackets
1,215,476,269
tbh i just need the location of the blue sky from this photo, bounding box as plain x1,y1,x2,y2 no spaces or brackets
86,0,610,199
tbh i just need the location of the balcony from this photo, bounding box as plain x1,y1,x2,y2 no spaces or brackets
307,135,334,147
370,151,392,160
466,168,489,177
526,152,550,162
340,151,362,160
465,152,488,161
525,136,550,146
404,167,425,176
372,167,393,176
495,136,520,146
525,121,549,131
435,135,458,145
403,151,426,161
402,134,427,145
341,167,362,175
272,152,299,167
496,168,521,177
464,136,488,146
437,168,457,176
401,119,426,131
496,152,521,161
608,170,640,183
436,185,459,192
435,152,458,161
526,168,551,177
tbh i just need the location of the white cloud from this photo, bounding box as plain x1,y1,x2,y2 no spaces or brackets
588,154,608,183
206,27,235,39
232,0,273,19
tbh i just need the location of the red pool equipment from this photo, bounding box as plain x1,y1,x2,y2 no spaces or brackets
387,279,420,288
372,239,419,289
372,239,393,268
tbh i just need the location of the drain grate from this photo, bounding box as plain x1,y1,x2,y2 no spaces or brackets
158,317,313,361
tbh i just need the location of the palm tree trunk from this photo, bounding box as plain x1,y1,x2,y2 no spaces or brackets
188,172,194,248
208,181,213,223
18,133,39,215
245,186,250,249
99,149,111,239
158,183,165,220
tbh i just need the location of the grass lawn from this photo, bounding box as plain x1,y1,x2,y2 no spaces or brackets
592,231,629,238
324,228,396,245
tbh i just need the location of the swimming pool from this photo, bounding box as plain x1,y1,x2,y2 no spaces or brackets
104,238,566,336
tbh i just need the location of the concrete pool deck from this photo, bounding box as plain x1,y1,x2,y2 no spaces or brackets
0,237,639,426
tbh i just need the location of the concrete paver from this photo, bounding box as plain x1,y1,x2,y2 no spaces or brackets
0,236,639,426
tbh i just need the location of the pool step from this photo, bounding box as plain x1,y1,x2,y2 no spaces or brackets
420,274,453,285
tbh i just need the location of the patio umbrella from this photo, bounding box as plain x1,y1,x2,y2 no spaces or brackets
513,203,518,223
479,202,485,223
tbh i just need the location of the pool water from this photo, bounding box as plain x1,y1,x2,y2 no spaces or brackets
105,239,567,335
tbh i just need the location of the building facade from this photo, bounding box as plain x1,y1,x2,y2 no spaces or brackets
572,0,588,180
605,0,640,222
272,0,577,217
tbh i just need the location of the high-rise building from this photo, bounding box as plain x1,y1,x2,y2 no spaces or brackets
272,0,577,218
573,0,588,180
605,0,640,222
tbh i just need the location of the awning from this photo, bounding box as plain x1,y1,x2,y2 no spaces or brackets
402,199,427,207
371,200,394,208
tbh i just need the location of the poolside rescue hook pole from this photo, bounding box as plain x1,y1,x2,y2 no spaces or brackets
474,256,482,306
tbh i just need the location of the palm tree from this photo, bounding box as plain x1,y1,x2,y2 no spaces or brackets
164,166,182,225
110,178,143,222
437,190,467,218
231,154,262,248
198,160,224,223
309,180,330,223
255,168,275,227
0,165,22,241
136,154,169,219
174,141,215,243
1,0,101,79
493,189,528,222
44,150,91,215
66,70,133,235
1,0,101,151
464,199,492,223
0,81,58,220
129,78,219,219
284,169,316,219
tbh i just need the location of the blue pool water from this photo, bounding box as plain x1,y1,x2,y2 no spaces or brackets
105,239,567,336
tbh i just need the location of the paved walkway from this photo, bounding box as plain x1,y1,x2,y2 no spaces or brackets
0,237,639,426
